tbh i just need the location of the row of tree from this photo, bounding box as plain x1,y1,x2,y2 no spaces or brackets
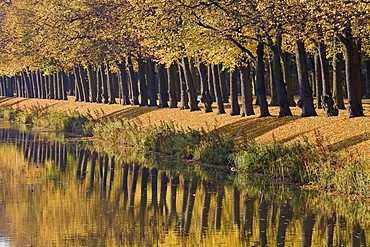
0,0,369,118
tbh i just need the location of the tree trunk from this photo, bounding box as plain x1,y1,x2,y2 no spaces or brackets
333,53,345,109
178,63,189,110
48,74,54,99
282,52,296,106
295,40,317,117
87,65,97,102
157,63,169,108
256,43,271,117
339,29,364,118
365,60,370,99
105,63,117,104
117,62,131,105
239,64,255,116
219,65,229,103
198,62,213,112
268,56,279,106
182,57,200,111
212,64,225,114
73,67,83,102
98,64,109,104
168,63,179,108
58,70,67,100
271,37,292,117
207,64,216,102
229,68,240,115
78,65,89,102
314,54,322,109
138,58,148,106
147,59,158,106
126,56,139,105
317,41,336,116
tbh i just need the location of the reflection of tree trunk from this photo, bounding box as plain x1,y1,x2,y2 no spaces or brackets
129,164,139,216
243,195,255,238
159,172,169,215
140,167,149,233
108,156,115,193
88,151,97,191
81,149,90,180
76,148,84,179
302,212,316,247
351,222,362,247
151,168,158,210
166,175,179,230
325,214,336,247
229,69,240,116
232,187,240,227
121,163,129,210
99,154,109,195
200,181,212,234
214,186,224,230
276,203,293,246
259,197,268,247
183,179,198,236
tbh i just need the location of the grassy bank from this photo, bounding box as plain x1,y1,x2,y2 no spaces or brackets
1,96,370,196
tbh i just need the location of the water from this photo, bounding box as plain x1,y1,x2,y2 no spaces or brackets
0,121,368,246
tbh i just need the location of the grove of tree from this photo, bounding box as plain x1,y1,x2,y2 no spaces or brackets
0,0,369,118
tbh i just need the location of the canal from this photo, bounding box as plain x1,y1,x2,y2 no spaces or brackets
0,120,368,246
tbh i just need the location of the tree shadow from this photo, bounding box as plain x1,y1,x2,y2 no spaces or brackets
97,106,161,120
214,115,300,140
0,97,29,107
327,133,370,152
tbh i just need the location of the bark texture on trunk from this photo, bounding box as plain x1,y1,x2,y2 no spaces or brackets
295,40,317,117
271,37,292,117
229,68,240,116
239,64,255,116
256,42,271,117
339,29,364,118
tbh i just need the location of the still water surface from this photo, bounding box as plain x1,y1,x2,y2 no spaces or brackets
0,121,369,246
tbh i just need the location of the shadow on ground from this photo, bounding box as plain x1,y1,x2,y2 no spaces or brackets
215,115,300,140
97,106,161,120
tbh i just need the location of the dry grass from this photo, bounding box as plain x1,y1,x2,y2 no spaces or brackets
1,96,369,162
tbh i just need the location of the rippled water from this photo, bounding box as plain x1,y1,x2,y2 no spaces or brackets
0,121,369,246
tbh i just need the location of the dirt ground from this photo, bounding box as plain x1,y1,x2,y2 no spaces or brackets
1,96,370,162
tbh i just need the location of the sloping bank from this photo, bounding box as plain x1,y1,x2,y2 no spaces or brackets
1,96,370,197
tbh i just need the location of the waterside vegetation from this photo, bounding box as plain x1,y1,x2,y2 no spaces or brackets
1,99,370,197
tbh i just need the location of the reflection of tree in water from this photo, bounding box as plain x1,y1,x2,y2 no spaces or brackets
1,128,370,246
